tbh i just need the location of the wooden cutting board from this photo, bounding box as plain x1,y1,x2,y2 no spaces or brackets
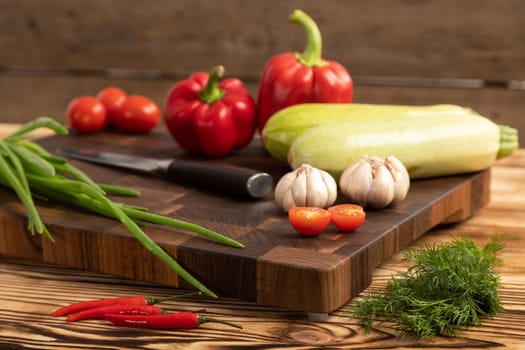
0,130,490,313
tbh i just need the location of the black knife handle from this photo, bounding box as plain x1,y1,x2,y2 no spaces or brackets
166,160,274,199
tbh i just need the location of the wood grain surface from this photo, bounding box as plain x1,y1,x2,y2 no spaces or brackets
2,0,524,79
1,0,524,139
0,147,523,349
0,129,491,313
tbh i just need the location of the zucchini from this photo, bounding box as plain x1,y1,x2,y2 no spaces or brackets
262,103,476,161
287,113,518,180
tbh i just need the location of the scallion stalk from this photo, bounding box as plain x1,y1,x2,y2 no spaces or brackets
1,117,245,299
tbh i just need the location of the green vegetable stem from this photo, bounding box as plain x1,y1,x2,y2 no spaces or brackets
0,117,246,298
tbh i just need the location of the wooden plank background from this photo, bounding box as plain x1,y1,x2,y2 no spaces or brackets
1,0,524,137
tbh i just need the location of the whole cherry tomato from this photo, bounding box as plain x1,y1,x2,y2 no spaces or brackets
96,86,127,126
66,96,107,134
114,95,161,133
288,207,331,236
327,204,366,231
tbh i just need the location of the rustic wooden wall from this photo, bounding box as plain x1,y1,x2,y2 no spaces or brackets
1,0,524,138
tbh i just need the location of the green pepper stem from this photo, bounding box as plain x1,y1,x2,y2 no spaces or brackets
289,9,325,67
198,66,226,104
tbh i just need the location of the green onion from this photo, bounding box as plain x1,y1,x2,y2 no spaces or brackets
0,143,52,241
4,116,68,142
26,174,218,298
98,183,141,197
10,143,56,176
0,117,245,299
123,206,244,248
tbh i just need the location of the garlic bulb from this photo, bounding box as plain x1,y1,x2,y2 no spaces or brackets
339,156,410,209
274,164,337,212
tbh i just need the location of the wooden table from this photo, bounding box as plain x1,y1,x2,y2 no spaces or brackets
1,124,524,349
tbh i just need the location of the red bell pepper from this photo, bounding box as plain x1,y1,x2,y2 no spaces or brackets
257,9,353,132
164,66,257,158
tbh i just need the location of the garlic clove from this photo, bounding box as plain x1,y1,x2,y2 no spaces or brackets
368,164,395,209
291,168,309,206
305,166,330,207
385,156,410,203
282,190,297,212
274,171,295,205
339,157,362,190
344,159,373,207
320,170,338,206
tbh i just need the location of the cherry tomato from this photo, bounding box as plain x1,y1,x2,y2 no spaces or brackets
96,86,127,126
327,204,366,231
288,207,331,236
114,95,161,133
66,96,107,134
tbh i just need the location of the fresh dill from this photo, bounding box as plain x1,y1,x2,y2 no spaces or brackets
349,234,506,339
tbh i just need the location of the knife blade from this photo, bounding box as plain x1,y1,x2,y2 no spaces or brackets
56,148,274,199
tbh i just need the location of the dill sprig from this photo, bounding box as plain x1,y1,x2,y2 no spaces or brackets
349,234,506,339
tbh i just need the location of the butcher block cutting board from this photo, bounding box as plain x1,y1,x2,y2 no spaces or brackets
0,130,490,313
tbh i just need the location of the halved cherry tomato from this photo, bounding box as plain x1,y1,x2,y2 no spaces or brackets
113,95,161,133
288,207,331,236
96,86,127,126
66,96,107,134
328,204,366,232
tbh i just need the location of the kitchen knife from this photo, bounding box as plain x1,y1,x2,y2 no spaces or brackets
56,148,274,199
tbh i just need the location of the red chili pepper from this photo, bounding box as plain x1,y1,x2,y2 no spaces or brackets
105,311,242,329
51,296,147,317
164,65,257,158
51,292,200,317
66,304,162,322
257,9,353,132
